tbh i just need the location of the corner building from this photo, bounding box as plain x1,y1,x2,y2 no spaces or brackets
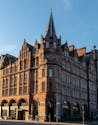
0,12,97,121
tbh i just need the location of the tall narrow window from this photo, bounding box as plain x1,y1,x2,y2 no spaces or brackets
35,70,38,79
5,89,8,96
36,81,38,93
10,67,12,73
2,90,4,96
14,88,17,95
10,76,13,87
19,87,22,95
24,60,28,69
6,78,8,87
46,42,49,48
23,86,27,94
20,74,23,83
42,69,45,77
24,73,27,82
42,82,45,92
53,42,56,49
49,69,53,77
36,57,39,66
20,61,23,70
24,52,27,59
64,51,67,56
10,88,13,95
49,81,52,92
33,58,35,67
14,76,17,86
64,51,69,57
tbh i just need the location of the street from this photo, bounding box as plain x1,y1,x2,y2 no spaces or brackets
0,120,83,125
0,120,98,125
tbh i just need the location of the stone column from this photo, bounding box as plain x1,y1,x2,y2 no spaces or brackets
16,108,18,120
7,106,10,118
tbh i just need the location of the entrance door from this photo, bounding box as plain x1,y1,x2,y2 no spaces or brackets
63,108,70,121
48,106,54,122
18,111,24,120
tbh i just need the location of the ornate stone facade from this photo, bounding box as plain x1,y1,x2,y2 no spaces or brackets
0,12,97,121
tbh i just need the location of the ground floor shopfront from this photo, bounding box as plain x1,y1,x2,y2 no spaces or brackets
32,100,96,122
0,98,97,121
0,96,30,120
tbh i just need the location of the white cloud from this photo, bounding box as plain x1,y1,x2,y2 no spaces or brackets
63,0,72,11
0,44,17,54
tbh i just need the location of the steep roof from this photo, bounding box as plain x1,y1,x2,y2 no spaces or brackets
46,11,56,37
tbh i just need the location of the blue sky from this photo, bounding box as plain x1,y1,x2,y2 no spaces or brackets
0,0,98,57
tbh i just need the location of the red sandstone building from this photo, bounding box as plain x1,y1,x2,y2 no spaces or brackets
0,12,97,121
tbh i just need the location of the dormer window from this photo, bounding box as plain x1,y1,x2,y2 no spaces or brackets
64,51,69,57
46,42,49,48
53,42,56,49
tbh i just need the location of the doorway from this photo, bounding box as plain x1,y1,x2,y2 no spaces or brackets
18,110,24,120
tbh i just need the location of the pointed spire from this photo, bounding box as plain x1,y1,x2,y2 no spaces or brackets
35,39,38,45
65,40,68,47
93,45,96,50
23,38,27,45
24,38,26,43
46,10,56,37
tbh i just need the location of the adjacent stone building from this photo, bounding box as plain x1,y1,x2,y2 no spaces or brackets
0,12,97,121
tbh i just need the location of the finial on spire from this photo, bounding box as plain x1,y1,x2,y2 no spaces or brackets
35,39,38,44
93,45,96,50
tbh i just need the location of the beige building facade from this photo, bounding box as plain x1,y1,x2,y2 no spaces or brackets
0,12,97,121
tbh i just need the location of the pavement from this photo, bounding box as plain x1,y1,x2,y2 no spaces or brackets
0,119,98,125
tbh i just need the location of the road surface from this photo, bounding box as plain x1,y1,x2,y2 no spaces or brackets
0,119,97,125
